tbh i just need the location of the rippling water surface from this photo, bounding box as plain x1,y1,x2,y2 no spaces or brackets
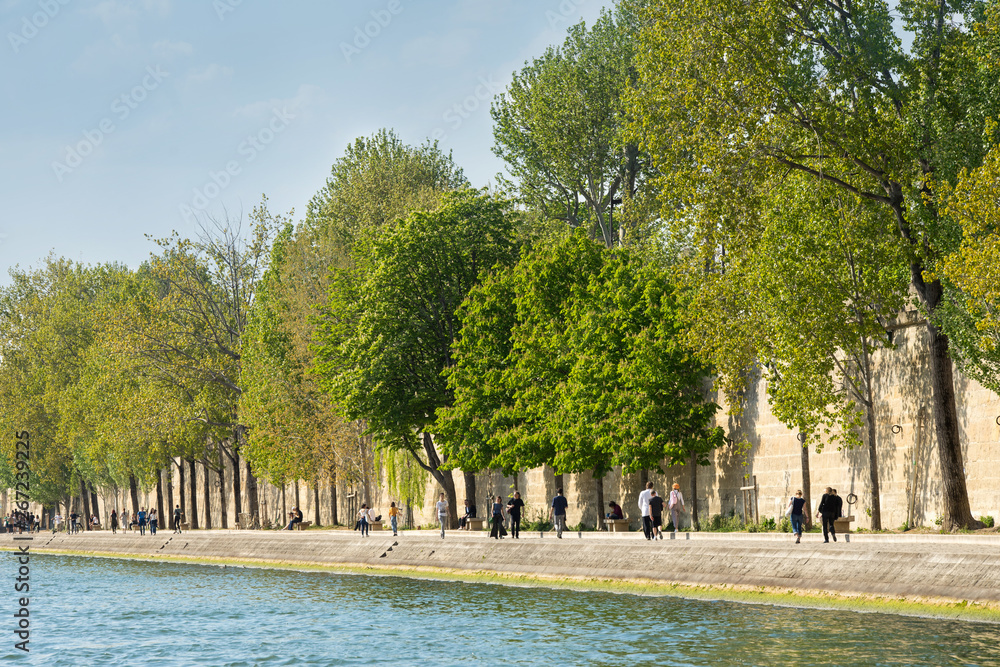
2,555,998,666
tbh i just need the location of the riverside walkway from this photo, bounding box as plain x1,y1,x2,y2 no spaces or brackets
5,529,999,613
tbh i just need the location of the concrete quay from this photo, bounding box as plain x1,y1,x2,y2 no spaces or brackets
6,529,1000,615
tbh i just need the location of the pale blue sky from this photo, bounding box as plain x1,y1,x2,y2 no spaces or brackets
1,0,613,282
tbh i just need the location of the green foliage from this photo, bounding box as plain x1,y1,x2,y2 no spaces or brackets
492,7,654,247
981,515,995,528
314,188,522,458
439,231,725,479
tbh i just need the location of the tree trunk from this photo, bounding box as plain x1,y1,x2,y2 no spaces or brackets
690,452,700,531
129,475,140,516
800,436,812,530
926,321,980,530
166,466,175,530
188,459,199,529
178,460,186,529
80,479,92,530
89,485,100,526
594,469,605,531
294,480,301,515
202,459,213,529
156,471,165,530
281,484,287,526
313,484,321,526
217,446,228,529
422,432,459,529
328,467,338,526
246,459,260,520
463,471,477,518
865,404,882,531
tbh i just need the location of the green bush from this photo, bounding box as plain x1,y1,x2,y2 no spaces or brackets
980,515,995,528
777,517,792,533
706,512,744,532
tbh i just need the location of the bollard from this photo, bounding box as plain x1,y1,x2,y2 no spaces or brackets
539,531,543,538
578,531,582,539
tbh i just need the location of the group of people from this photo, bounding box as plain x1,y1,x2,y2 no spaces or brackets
637,482,686,540
2,511,39,533
476,491,526,539
785,487,845,544
108,508,159,535
352,504,399,537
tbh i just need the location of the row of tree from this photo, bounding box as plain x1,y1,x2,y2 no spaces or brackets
3,1,999,531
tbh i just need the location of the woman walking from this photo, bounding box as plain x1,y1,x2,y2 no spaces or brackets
110,509,118,535
149,509,158,536
388,502,400,536
489,495,506,539
358,504,369,537
786,490,806,544
668,483,685,532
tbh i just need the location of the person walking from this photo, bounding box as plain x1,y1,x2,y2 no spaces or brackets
69,511,79,535
648,490,665,540
668,483,685,532
436,493,449,539
817,487,839,543
358,504,369,537
173,505,183,534
388,502,400,536
149,509,158,535
490,495,507,539
507,492,524,539
638,482,654,540
137,508,147,536
786,490,806,544
110,509,118,535
551,487,568,538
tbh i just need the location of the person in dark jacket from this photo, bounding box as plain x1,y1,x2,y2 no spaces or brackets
786,491,806,543
816,487,842,543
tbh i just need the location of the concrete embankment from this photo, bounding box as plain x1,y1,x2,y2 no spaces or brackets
6,529,1000,620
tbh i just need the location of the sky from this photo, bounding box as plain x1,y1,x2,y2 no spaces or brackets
0,0,615,284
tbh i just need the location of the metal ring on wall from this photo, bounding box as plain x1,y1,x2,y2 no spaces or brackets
846,493,858,505
891,424,902,434
796,433,807,443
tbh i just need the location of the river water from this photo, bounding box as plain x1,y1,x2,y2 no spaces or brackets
2,554,998,666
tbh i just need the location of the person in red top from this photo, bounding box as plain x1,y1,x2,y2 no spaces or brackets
606,501,623,520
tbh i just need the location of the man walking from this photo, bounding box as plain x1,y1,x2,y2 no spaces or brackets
638,482,654,540
507,491,524,539
648,489,665,540
551,487,568,538
817,487,840,543
173,505,183,533
436,493,449,539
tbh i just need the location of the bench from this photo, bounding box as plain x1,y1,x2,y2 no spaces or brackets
294,521,313,531
369,521,383,531
179,523,190,531
465,518,486,531
604,518,629,533
834,515,855,533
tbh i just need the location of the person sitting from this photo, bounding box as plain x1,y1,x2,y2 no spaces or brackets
606,501,624,520
285,507,303,530
459,501,477,529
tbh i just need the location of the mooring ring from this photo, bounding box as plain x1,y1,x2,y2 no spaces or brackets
846,493,858,505
796,433,807,443
891,424,902,434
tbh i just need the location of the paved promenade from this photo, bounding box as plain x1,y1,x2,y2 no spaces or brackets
5,529,999,606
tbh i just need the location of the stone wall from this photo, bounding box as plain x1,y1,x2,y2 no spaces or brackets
409,314,1000,531
8,312,999,534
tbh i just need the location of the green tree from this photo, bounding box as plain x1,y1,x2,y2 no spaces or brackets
313,189,522,528
628,0,1000,529
938,142,1000,394
492,7,651,247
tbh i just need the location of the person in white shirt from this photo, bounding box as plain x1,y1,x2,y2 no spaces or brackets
638,482,654,540
436,493,448,539
668,483,686,532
